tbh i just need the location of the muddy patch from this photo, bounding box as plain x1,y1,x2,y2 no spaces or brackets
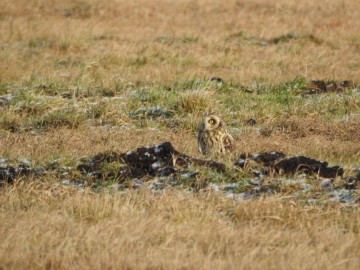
1,142,359,205
0,158,45,186
305,80,356,95
76,142,225,181
235,151,344,179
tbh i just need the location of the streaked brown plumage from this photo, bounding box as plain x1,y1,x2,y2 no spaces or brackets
198,114,234,156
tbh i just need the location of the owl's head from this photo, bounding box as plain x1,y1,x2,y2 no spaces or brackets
201,114,222,131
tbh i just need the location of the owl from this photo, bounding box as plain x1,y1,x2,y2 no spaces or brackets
198,114,234,156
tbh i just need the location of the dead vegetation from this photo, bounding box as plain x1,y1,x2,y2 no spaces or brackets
263,116,360,141
1,0,360,269
1,184,360,269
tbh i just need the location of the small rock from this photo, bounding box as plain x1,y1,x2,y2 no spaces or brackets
340,194,354,203
210,76,224,83
18,158,32,167
346,172,360,190
180,171,198,179
321,180,333,191
61,179,71,186
210,76,224,87
246,118,257,126
0,159,8,168
132,179,144,188
210,183,220,192
330,189,354,203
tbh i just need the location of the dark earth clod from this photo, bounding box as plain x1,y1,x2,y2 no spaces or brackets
305,80,356,94
235,151,343,179
246,118,257,126
1,142,358,204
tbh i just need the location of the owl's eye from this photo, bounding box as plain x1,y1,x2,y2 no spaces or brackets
208,119,215,124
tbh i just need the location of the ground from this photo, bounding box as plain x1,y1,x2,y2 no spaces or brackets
1,0,360,269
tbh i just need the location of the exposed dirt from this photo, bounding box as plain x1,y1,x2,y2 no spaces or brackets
1,142,358,196
274,156,343,178
76,141,225,181
305,80,356,94
234,151,344,179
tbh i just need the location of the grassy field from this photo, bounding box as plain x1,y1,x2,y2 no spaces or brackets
1,0,360,269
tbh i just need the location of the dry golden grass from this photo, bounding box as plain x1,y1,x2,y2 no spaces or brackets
1,0,360,269
1,0,360,85
1,182,360,270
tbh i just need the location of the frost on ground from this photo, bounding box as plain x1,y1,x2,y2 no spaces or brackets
1,142,359,205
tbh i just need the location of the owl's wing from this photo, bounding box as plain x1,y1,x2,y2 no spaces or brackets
198,131,207,155
223,133,234,151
